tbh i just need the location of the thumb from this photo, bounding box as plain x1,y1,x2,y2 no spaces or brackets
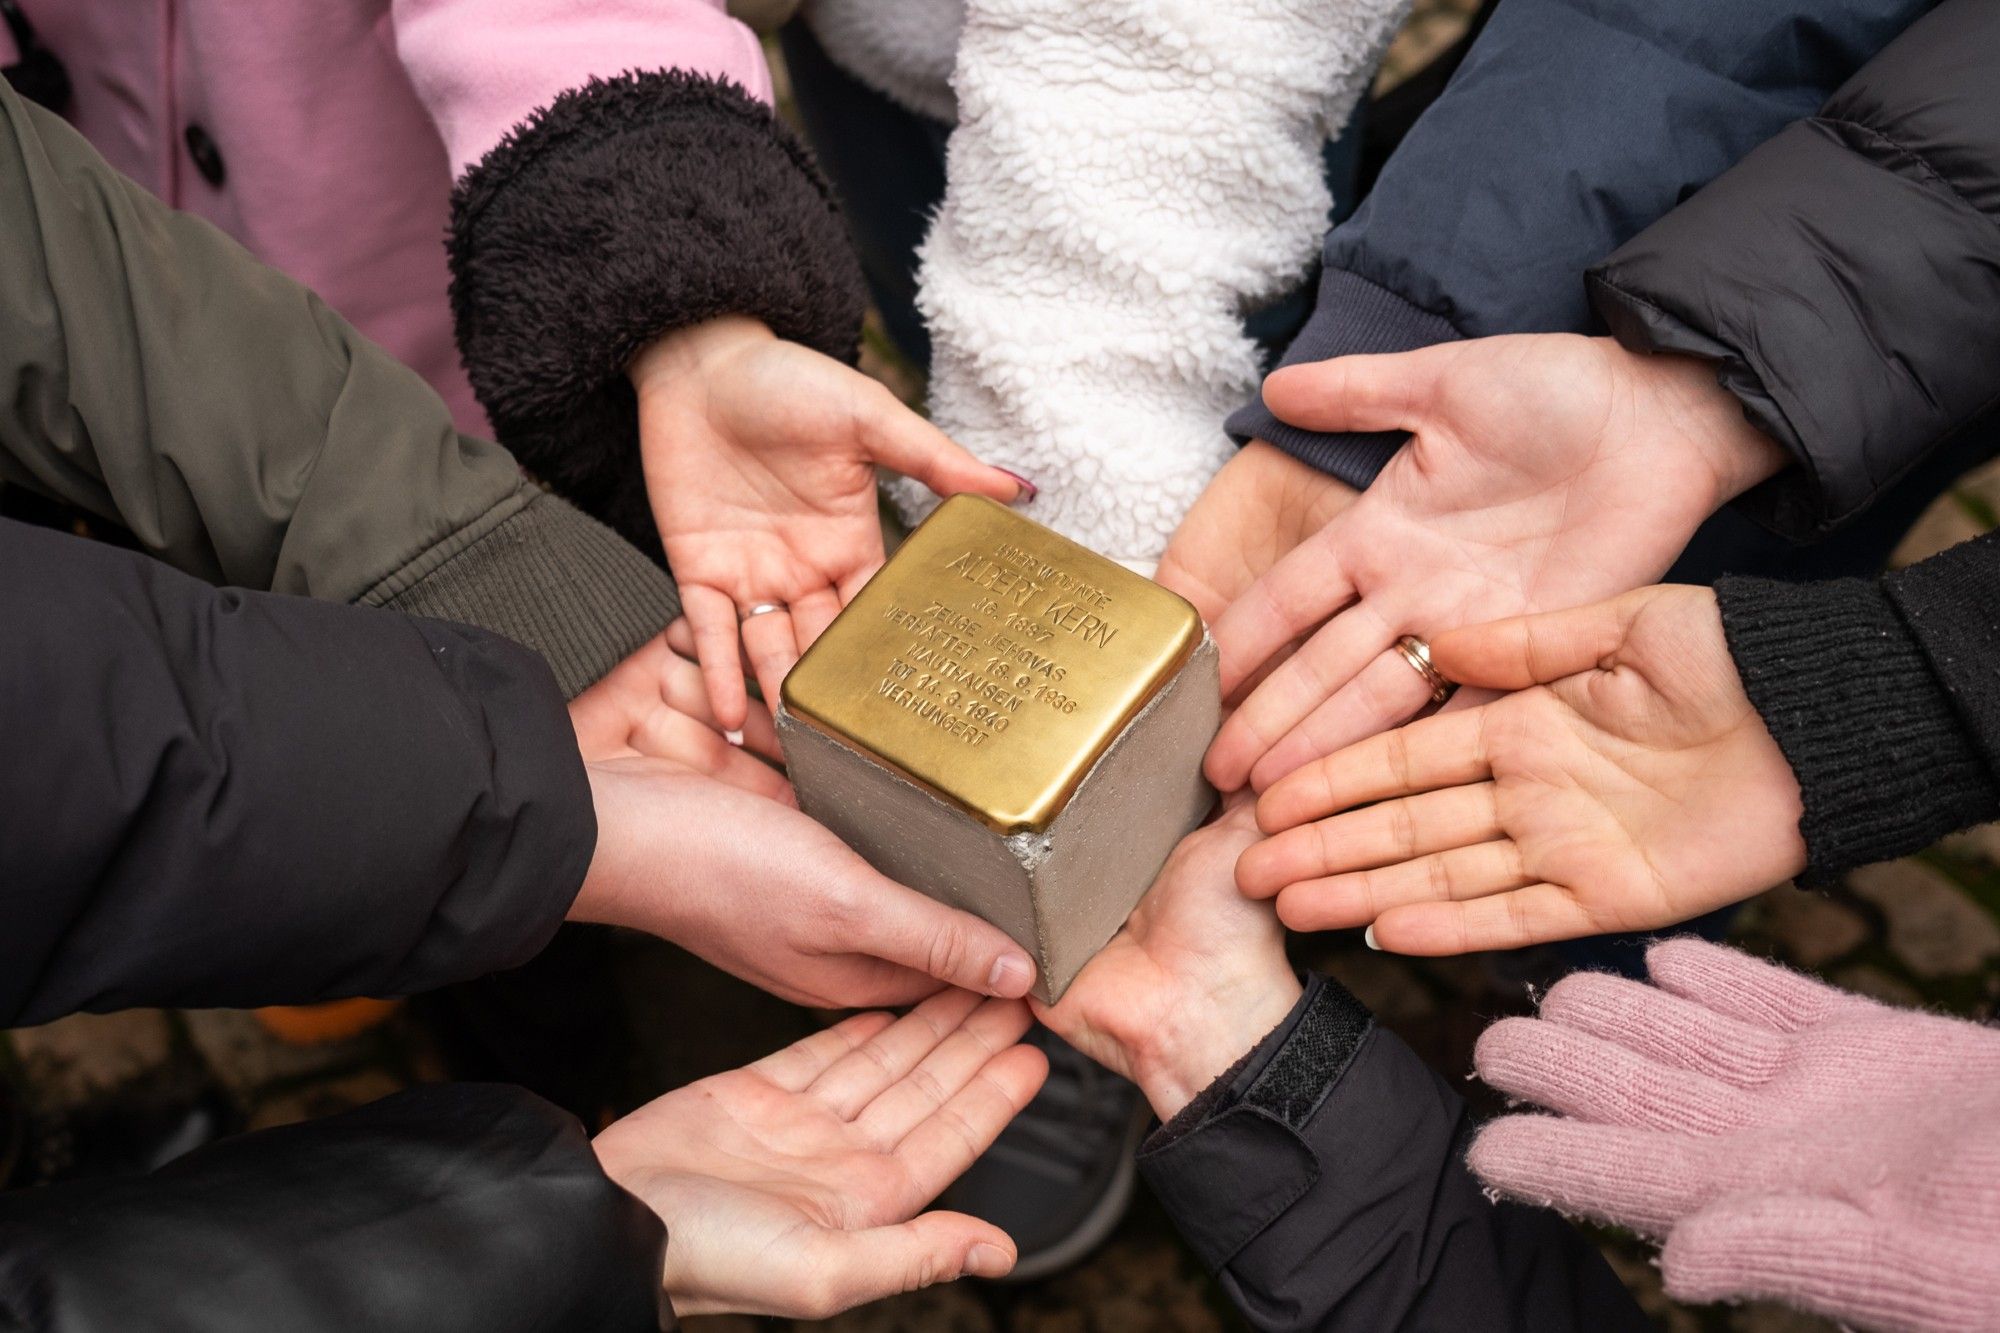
1665,1195,1926,1329
852,872,1038,999
857,386,1031,504
1430,594,1641,690
1260,344,1453,434
799,1212,1017,1314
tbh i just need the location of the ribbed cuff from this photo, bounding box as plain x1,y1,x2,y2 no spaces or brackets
369,493,680,698
1717,574,1997,886
1886,533,2000,784
448,70,866,557
1224,268,1461,489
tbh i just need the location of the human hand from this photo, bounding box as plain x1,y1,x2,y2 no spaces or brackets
596,989,1049,1318
633,316,1028,730
1156,439,1357,629
569,624,792,803
1469,940,2000,1332
1035,799,1302,1120
571,758,1037,1006
1242,585,1804,954
1205,335,1788,791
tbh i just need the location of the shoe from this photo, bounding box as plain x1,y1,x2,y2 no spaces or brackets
938,1026,1151,1282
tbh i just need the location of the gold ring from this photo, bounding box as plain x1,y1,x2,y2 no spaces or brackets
740,602,787,622
1395,635,1454,704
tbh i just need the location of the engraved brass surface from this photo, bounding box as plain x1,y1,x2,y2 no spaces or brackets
781,495,1203,834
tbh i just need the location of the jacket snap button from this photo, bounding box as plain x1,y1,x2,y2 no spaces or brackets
183,123,226,186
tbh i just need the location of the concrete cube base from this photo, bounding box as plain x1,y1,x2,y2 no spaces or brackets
778,636,1220,1003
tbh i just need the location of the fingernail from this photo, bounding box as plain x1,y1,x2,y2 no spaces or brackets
996,468,1038,501
1364,924,1380,951
966,1244,1014,1278
724,729,743,747
987,954,1034,997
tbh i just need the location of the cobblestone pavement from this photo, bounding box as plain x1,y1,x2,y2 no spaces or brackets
9,3,1999,1329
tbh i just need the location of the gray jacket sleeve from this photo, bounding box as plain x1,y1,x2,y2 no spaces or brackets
1588,0,2000,538
0,79,674,695
1139,975,1647,1331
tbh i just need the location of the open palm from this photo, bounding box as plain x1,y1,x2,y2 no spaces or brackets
594,990,1047,1319
1205,335,1785,791
635,317,1024,729
1241,586,1807,954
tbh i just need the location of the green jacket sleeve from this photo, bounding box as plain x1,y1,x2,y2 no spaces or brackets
0,80,675,695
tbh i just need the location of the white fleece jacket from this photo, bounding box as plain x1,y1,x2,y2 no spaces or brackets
805,0,1407,568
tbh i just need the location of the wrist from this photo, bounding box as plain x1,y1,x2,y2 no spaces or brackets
590,1135,687,1303
1131,971,1304,1121
568,760,685,937
629,314,773,400
1615,342,1788,508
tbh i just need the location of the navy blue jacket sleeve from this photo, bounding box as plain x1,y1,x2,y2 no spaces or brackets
1138,975,1646,1331
0,517,594,1025
1588,0,2000,538
1227,0,1938,487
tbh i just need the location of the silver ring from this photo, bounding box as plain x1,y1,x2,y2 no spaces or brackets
739,602,787,622
1395,635,1455,705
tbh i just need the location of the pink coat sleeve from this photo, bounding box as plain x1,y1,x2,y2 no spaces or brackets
391,0,773,178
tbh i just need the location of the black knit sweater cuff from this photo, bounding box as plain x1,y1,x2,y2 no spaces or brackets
1224,268,1461,489
447,71,867,558
1717,574,1997,886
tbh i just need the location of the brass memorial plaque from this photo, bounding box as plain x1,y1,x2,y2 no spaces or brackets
781,495,1203,834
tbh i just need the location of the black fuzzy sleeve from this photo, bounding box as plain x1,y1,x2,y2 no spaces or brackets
447,71,867,558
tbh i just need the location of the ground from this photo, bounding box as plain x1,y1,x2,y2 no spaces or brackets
7,2,1997,1329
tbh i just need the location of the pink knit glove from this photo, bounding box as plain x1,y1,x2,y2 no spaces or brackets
1468,939,2000,1332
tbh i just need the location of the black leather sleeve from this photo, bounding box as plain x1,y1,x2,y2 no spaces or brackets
0,1085,669,1333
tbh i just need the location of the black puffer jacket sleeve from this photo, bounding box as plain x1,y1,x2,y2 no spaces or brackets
1589,0,2000,539
0,1085,670,1333
0,517,593,1026
1139,975,1646,1331
447,72,868,559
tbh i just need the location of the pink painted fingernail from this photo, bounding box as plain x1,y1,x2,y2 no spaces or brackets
997,468,1038,501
